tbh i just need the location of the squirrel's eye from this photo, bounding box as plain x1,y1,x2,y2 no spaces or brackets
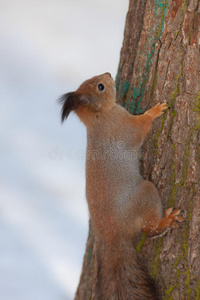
98,83,104,91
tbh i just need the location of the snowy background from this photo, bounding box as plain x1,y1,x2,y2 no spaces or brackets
0,0,128,299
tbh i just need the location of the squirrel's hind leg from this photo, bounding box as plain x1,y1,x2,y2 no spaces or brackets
142,207,184,237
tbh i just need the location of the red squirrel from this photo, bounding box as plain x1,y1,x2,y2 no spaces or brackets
59,73,184,299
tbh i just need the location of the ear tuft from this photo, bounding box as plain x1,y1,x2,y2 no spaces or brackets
58,92,78,123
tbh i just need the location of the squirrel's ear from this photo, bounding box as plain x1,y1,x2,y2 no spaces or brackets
59,92,78,123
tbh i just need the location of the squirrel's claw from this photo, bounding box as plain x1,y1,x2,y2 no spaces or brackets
145,102,168,119
164,207,185,229
174,215,185,222
169,209,181,217
165,207,173,217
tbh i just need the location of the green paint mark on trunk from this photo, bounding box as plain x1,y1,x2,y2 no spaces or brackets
124,0,170,114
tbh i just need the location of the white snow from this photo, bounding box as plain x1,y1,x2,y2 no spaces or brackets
0,0,128,299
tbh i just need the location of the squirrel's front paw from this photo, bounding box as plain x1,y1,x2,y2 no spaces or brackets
146,102,168,118
163,207,185,229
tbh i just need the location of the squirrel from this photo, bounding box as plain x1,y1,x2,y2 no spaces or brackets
59,72,184,300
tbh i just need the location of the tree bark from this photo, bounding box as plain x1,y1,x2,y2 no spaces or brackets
75,0,200,299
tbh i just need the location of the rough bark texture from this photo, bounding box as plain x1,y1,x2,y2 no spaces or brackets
75,0,200,299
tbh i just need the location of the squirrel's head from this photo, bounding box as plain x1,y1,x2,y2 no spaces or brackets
59,73,116,123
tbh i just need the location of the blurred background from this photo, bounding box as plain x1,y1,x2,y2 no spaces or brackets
0,0,128,299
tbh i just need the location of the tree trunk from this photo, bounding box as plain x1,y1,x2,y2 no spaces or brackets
75,0,200,299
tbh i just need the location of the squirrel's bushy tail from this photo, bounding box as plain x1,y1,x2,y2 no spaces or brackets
96,239,158,300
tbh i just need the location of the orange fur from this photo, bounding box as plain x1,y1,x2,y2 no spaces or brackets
59,73,184,299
